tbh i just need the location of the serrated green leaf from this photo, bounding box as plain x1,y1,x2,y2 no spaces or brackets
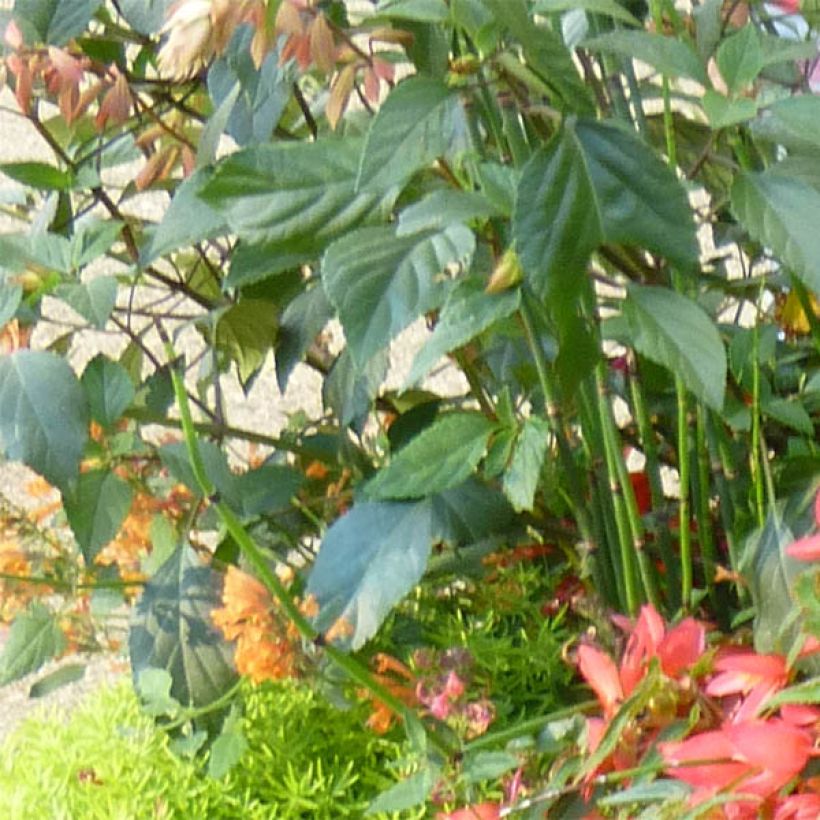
406,280,520,386
622,285,726,411
514,119,697,301
202,139,396,250
752,95,820,155
322,223,474,368
0,350,88,490
716,24,763,94
81,354,135,428
461,751,520,784
397,189,500,236
732,170,820,294
129,545,238,709
307,500,435,649
0,281,22,327
533,0,640,27
582,30,707,84
767,677,820,710
54,276,117,329
142,169,227,264
357,77,463,191
14,0,99,45
215,299,278,386
702,90,757,129
0,603,66,685
64,469,133,564
503,416,550,512
763,397,814,436
225,241,310,290
275,284,333,392
323,347,388,433
308,481,511,649
29,663,85,698
367,413,495,500
117,0,172,34
370,0,449,22
198,82,240,169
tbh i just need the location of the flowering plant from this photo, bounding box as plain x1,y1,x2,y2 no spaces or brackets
0,0,817,814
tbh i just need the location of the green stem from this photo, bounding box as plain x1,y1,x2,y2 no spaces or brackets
695,403,721,617
750,301,765,528
628,358,679,609
519,294,595,553
159,327,455,759
676,378,693,611
0,571,144,591
650,0,677,168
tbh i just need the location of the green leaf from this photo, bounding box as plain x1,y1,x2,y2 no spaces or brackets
716,24,763,94
0,603,66,686
198,82,241,170
0,281,22,327
406,280,520,385
503,416,550,512
365,767,437,814
208,709,248,779
702,90,757,129
767,677,820,710
64,469,133,564
0,350,88,490
225,241,310,290
622,285,726,411
29,663,86,698
582,31,707,84
0,161,71,190
307,500,435,649
14,0,99,45
371,0,449,22
533,0,640,27
215,299,278,386
308,480,512,649
397,189,500,236
275,284,333,392
129,545,238,709
201,139,396,251
461,751,520,784
117,0,172,34
232,464,304,517
322,224,474,368
598,780,691,807
142,169,228,264
54,276,117,329
514,118,698,301
323,347,389,433
763,397,814,436
752,96,820,155
732,170,820,294
357,77,463,191
366,413,496,500
70,219,124,270
81,354,135,428
135,667,180,717
141,515,178,577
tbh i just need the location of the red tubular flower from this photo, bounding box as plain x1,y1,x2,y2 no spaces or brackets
436,803,501,820
707,651,789,722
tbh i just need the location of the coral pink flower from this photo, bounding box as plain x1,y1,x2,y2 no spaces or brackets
707,651,789,721
771,0,800,13
661,719,813,800
774,792,820,819
577,644,623,718
785,490,820,560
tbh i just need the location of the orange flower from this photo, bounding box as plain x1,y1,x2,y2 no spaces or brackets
211,565,305,684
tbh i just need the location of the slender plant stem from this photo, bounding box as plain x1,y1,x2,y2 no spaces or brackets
750,294,766,528
676,380,693,610
694,403,721,616
519,294,595,553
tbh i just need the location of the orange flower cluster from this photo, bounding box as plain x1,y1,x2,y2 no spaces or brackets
0,539,36,621
211,565,312,684
95,484,190,586
363,653,419,735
